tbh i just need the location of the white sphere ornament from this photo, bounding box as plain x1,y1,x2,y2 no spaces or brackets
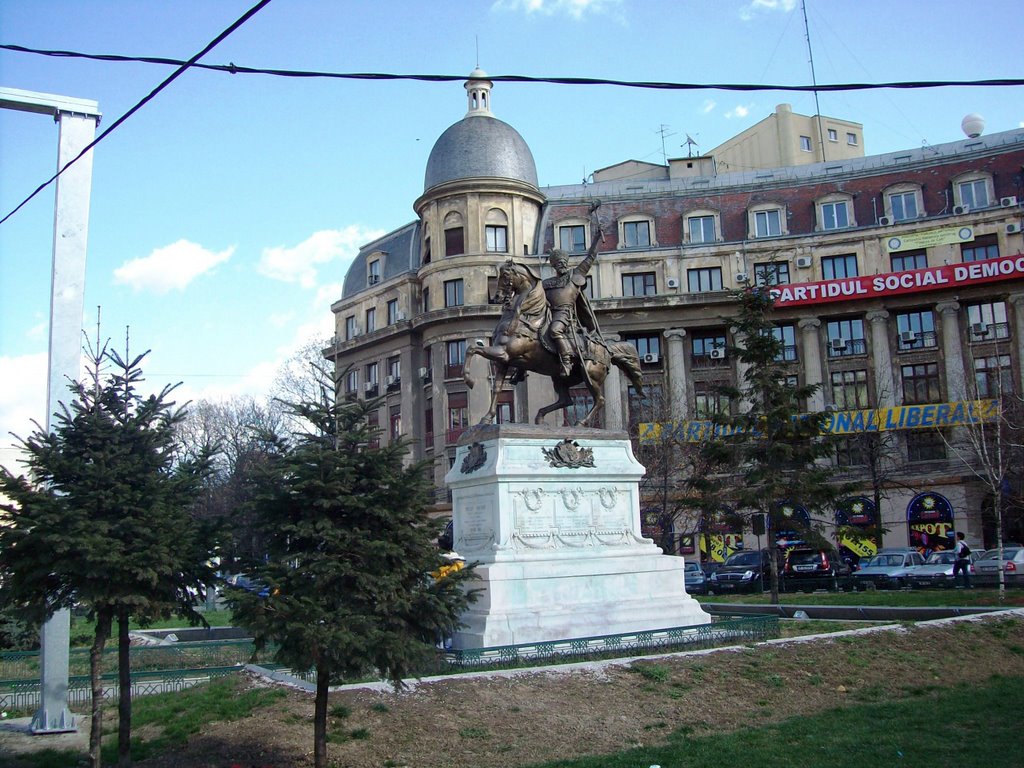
961,113,985,139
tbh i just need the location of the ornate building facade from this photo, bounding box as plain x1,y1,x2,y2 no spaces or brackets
327,70,1024,564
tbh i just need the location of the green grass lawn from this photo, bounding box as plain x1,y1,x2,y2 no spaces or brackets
528,673,1023,768
698,588,1024,608
69,609,234,646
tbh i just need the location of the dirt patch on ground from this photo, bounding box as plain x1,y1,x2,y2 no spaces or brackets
4,613,1024,768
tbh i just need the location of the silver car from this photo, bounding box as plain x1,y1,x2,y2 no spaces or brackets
852,550,925,590
974,547,1024,586
908,551,976,589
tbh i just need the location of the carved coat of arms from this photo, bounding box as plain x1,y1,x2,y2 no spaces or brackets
542,439,595,469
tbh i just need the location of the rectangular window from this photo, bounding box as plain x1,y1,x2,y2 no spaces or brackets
365,307,376,333
901,362,941,405
364,363,379,397
422,238,431,265
389,405,402,441
367,260,381,285
889,191,918,221
444,226,464,256
345,369,359,394
447,392,468,443
800,135,812,152
822,253,859,280
623,220,651,248
485,225,508,253
496,391,515,424
444,279,464,308
687,215,716,244
958,179,989,210
687,267,723,293
424,398,434,444
445,339,467,378
820,201,849,231
622,272,657,297
564,386,598,429
891,249,927,272
367,409,380,449
694,381,729,418
691,333,728,367
827,128,838,142
835,437,867,467
387,355,401,386
846,132,858,146
961,234,999,263
974,354,1014,398
387,299,399,325
907,431,946,462
754,209,782,238
772,324,798,362
754,261,790,286
895,310,937,351
345,315,357,340
558,225,586,253
826,318,866,357
967,301,1010,341
623,334,661,364
831,369,869,409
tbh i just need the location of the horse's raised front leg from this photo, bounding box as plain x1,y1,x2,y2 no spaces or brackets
534,378,574,425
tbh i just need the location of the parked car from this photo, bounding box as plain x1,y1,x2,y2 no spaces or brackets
974,547,1024,586
782,546,853,591
851,550,926,590
684,561,708,595
707,549,776,594
908,550,977,589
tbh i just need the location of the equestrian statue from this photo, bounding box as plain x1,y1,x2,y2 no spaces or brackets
464,203,644,427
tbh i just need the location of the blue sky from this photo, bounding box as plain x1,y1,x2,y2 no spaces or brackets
2,0,1023,467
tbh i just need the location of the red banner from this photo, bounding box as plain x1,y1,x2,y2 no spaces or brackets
770,253,1024,307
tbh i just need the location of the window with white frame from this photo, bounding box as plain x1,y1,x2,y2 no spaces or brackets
800,135,812,152
485,225,508,252
752,208,783,238
846,132,858,146
687,267,723,293
445,339,467,377
896,310,937,351
623,333,661,364
691,333,728,366
620,218,653,248
754,261,790,286
345,315,357,340
365,307,376,333
819,200,850,230
387,299,400,325
822,253,859,280
345,369,359,394
827,128,838,142
367,259,381,285
957,177,991,210
887,188,920,221
967,301,1010,341
687,214,717,244
444,278,464,308
826,317,866,357
557,223,587,253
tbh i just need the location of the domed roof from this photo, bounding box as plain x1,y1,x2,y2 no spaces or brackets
422,71,538,193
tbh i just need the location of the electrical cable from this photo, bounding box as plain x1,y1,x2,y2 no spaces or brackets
2,42,1023,92
0,0,273,227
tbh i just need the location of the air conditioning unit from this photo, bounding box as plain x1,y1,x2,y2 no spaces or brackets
795,256,813,269
367,275,380,285
830,338,848,352
953,204,970,215
386,375,398,387
899,330,919,345
643,353,660,364
878,216,893,226
1007,222,1021,234
1000,196,1018,208
364,381,377,392
351,324,362,337
736,272,749,283
395,311,406,321
709,348,727,360
971,322,989,338
418,366,430,379
666,277,680,289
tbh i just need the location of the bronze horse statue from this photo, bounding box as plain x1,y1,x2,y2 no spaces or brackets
464,259,644,427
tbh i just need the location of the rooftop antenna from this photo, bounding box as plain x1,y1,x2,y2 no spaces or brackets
683,134,699,158
801,0,827,162
475,35,479,68
657,124,676,164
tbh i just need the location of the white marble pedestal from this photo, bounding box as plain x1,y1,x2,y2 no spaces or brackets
444,424,710,649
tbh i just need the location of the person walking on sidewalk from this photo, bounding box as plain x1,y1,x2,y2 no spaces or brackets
953,532,972,588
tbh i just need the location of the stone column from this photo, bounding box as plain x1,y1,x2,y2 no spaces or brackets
664,329,689,420
867,310,895,407
936,301,966,400
1010,294,1024,394
798,318,824,411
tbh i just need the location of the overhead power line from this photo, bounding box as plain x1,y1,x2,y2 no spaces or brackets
3,43,1024,93
0,0,273,227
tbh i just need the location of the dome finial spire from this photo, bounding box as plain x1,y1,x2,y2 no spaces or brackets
465,68,493,117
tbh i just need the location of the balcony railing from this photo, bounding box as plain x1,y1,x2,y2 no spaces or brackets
897,330,938,352
827,338,867,358
690,353,730,369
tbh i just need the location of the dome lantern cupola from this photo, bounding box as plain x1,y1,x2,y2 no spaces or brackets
465,68,493,117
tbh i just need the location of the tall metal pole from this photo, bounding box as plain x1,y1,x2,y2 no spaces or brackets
801,0,827,162
0,87,100,734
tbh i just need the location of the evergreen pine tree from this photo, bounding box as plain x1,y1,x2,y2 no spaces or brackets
0,341,220,768
228,367,477,768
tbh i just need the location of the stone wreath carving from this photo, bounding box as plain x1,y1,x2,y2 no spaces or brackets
542,439,595,469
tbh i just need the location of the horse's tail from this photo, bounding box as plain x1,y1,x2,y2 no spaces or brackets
609,341,644,395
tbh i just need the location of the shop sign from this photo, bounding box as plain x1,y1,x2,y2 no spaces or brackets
769,253,1024,307
907,492,955,556
884,226,974,252
836,497,878,563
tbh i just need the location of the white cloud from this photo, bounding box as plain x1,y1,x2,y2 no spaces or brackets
492,0,622,20
0,352,48,474
114,240,234,293
701,99,717,115
739,0,796,21
258,226,384,290
725,104,753,119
